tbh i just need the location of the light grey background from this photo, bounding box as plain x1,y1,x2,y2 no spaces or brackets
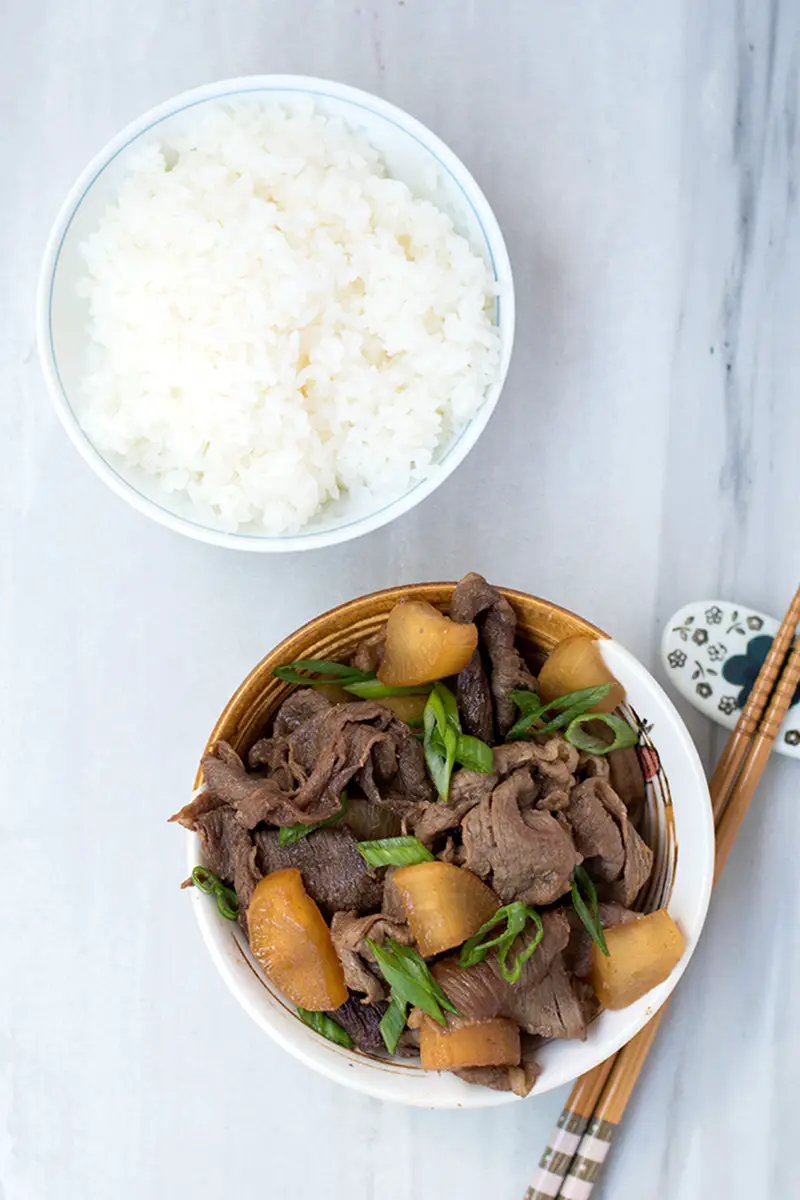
2,1,798,1197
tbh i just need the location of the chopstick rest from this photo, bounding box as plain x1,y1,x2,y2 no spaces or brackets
661,599,800,758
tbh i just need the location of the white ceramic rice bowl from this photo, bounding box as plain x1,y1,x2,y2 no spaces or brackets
37,76,514,551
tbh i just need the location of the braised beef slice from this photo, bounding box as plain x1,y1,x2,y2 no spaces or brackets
456,651,495,742
582,782,654,907
608,747,647,825
253,828,382,916
503,954,589,1040
492,736,578,790
330,909,412,1004
342,796,403,842
214,701,432,830
327,997,388,1053
192,805,262,920
461,771,582,905
566,778,626,881
357,715,434,814
272,689,333,738
577,751,610,782
451,573,536,738
432,911,570,1025
412,768,497,847
432,958,508,1023
351,632,385,675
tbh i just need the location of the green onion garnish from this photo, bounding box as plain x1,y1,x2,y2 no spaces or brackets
507,684,613,739
379,995,408,1055
272,659,374,686
296,1007,353,1049
367,937,461,1029
278,792,348,847
421,682,492,798
191,866,240,921
571,866,610,957
423,684,459,801
342,679,431,700
454,734,494,774
564,712,639,755
459,901,544,984
356,836,434,867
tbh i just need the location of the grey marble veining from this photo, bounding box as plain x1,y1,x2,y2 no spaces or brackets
2,2,798,1197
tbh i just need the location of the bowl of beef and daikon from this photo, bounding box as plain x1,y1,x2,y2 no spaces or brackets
172,574,713,1106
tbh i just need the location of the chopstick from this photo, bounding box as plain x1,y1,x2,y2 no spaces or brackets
524,586,800,1200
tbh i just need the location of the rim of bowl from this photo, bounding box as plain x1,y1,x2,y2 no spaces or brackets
36,75,515,552
182,584,714,1106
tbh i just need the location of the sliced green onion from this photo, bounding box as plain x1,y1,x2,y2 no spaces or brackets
367,938,460,1026
357,836,434,868
343,679,430,699
191,866,239,920
499,910,543,983
571,866,609,957
386,939,460,1016
459,901,543,984
423,684,459,801
508,689,541,714
191,865,220,894
215,885,240,921
454,734,494,774
379,996,408,1055
278,792,348,847
565,712,639,755
436,682,461,730
507,683,613,739
272,659,374,685
296,1007,353,1049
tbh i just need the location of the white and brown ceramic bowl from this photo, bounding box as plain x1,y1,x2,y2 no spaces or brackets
185,584,714,1107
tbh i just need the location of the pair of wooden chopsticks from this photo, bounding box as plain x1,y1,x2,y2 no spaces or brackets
524,585,800,1200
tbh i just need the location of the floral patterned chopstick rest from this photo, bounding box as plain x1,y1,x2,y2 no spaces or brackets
661,600,800,760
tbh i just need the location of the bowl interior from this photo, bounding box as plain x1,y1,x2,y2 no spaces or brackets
187,584,714,1107
42,78,514,548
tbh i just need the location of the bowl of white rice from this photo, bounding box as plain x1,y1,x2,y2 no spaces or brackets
38,76,514,551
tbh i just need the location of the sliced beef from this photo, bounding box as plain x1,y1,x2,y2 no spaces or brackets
412,769,497,847
492,736,578,791
211,701,433,831
351,631,385,675
191,805,261,921
609,747,647,825
456,650,495,742
451,573,536,738
567,777,654,905
357,714,434,814
503,954,589,1040
327,997,388,1053
604,818,654,907
565,903,640,978
432,958,508,1023
330,909,412,1004
577,751,611,781
432,911,570,1024
342,796,403,842
253,828,382,916
567,778,626,882
272,689,333,738
461,771,582,905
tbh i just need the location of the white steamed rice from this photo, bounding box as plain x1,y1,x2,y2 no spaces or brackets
78,100,501,534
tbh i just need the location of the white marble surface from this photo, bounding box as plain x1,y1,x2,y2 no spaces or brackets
2,1,799,1196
